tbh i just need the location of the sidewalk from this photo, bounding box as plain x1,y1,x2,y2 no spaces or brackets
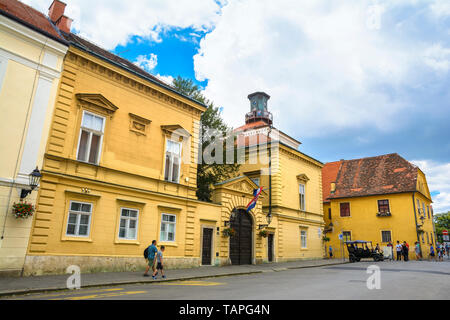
0,258,347,297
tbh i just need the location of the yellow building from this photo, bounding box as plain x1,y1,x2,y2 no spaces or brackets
234,93,325,262
322,153,436,260
21,2,276,275
0,0,68,276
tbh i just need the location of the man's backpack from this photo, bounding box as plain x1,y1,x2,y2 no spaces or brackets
144,247,149,259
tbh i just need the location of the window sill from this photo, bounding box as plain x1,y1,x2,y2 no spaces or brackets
158,242,178,247
61,237,93,243
115,240,140,245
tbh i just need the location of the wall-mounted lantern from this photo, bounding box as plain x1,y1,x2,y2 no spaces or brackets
20,167,42,199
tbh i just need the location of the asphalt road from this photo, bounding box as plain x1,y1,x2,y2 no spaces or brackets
4,260,450,300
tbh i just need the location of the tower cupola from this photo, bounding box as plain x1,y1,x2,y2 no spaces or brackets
245,92,273,125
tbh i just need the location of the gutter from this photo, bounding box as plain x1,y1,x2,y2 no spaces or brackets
412,192,423,257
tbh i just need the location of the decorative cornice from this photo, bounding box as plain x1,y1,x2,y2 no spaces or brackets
161,124,191,138
76,93,118,115
66,49,204,118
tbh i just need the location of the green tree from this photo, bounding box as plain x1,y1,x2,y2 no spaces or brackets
434,211,450,242
172,76,240,202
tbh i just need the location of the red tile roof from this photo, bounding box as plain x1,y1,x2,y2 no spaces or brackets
322,160,342,203
234,121,269,132
0,0,65,42
323,153,418,201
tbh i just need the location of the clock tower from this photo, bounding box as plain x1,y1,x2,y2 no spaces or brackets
245,92,273,126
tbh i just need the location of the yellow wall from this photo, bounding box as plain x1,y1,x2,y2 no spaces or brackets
238,143,325,261
0,16,66,275
323,188,435,260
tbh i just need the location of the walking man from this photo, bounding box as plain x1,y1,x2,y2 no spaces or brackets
429,244,436,261
396,241,402,261
414,242,422,260
144,240,158,278
329,245,333,259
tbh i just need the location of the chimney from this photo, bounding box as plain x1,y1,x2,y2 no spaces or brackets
48,0,66,23
48,0,72,33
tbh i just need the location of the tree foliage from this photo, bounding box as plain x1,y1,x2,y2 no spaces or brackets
172,76,240,202
434,211,450,242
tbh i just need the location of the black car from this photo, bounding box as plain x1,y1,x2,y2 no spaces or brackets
345,240,384,263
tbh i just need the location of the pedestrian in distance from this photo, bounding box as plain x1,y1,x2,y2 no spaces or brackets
429,244,436,262
387,241,394,261
438,245,444,262
446,244,450,259
402,241,409,261
153,245,166,279
396,241,402,261
329,245,333,259
414,242,422,260
143,240,158,278
375,243,380,253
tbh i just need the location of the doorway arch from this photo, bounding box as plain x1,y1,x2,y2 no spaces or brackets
229,209,253,265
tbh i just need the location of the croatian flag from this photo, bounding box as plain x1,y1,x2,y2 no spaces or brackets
246,187,264,213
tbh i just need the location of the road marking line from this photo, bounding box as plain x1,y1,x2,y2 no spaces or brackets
55,291,147,300
157,280,224,286
14,288,124,300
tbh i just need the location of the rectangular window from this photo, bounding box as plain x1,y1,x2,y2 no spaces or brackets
431,232,434,245
417,199,421,215
422,202,426,218
299,184,306,211
300,230,307,248
160,213,176,242
377,200,390,214
343,231,352,242
340,203,350,217
328,208,332,220
164,140,182,183
118,208,139,240
427,206,430,219
77,111,105,165
381,231,392,243
426,232,429,244
66,201,92,237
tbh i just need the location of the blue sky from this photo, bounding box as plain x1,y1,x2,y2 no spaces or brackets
113,28,208,89
24,0,450,212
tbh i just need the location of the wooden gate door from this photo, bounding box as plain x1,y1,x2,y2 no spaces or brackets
229,209,253,265
202,228,213,265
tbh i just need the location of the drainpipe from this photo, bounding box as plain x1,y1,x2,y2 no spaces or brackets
412,193,422,258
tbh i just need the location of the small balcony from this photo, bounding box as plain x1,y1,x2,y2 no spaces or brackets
245,111,273,125
376,212,392,217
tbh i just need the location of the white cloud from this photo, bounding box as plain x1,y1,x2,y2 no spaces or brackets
22,0,223,49
155,74,174,85
424,43,450,72
411,160,450,213
134,53,158,72
193,0,449,137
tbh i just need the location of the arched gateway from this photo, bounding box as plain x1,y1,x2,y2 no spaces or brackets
229,209,253,265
